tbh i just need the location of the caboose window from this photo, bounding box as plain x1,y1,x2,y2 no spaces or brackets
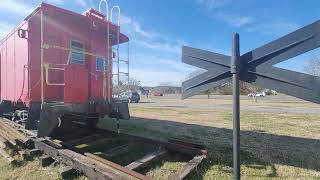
70,40,85,64
96,57,107,71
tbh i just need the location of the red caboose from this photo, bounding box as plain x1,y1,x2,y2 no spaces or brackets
0,3,130,137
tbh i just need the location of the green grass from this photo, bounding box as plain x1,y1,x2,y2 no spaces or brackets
98,105,320,179
0,157,88,180
1,97,319,179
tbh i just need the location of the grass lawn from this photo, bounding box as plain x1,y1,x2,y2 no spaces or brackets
98,98,320,180
0,157,88,180
1,96,319,179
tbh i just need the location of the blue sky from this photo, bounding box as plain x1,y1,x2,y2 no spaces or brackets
0,0,319,86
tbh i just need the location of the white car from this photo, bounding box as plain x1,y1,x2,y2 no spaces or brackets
256,92,266,97
248,92,266,97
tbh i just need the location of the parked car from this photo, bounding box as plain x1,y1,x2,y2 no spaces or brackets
256,92,266,97
153,92,163,96
271,90,277,95
248,92,266,97
119,91,140,103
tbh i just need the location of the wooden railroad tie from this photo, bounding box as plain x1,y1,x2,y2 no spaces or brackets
126,150,168,170
0,148,17,165
39,155,55,167
85,153,151,180
170,155,206,180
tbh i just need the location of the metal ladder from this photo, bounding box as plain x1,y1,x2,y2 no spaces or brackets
110,6,130,95
99,0,130,96
99,0,110,100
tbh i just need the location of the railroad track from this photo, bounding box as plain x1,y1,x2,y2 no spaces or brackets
0,118,207,180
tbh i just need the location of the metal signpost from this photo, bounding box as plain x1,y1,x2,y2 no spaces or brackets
181,20,320,180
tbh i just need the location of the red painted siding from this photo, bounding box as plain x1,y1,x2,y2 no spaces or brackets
0,3,129,105
0,22,29,103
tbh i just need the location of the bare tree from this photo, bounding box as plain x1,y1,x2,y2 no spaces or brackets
113,77,141,94
239,81,263,94
186,69,263,98
304,56,320,76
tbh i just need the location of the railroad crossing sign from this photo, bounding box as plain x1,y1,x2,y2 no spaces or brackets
181,20,320,180
182,20,320,103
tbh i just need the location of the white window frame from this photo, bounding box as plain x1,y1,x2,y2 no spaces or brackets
96,57,107,72
69,40,85,64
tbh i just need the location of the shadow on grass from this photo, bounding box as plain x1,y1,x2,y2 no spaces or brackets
99,116,320,179
136,102,155,104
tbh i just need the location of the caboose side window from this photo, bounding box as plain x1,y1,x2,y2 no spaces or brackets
96,57,106,71
70,40,85,64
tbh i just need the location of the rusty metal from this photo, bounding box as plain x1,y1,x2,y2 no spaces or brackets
102,130,208,156
34,138,130,180
0,119,207,179
125,150,168,170
85,153,151,180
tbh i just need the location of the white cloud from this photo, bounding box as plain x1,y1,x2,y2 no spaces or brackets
0,21,14,39
0,0,34,16
46,0,64,5
215,12,255,27
121,15,156,39
118,14,190,86
132,22,155,39
121,14,184,55
128,52,196,86
196,0,254,28
196,0,232,10
120,15,132,25
246,21,300,37
75,0,88,8
133,40,181,54
157,58,194,72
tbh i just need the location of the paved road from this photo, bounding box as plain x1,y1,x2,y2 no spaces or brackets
133,95,320,114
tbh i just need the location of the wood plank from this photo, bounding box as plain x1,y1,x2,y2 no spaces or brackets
0,120,26,141
34,139,131,180
0,138,6,148
126,150,168,170
60,167,78,180
39,155,55,167
170,155,206,180
0,118,35,137
28,149,42,157
0,135,23,155
0,130,18,146
85,153,151,180
0,148,16,164
102,144,132,158
101,129,208,156
73,137,113,150
64,134,102,145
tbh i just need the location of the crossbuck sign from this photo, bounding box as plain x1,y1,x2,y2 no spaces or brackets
181,20,320,180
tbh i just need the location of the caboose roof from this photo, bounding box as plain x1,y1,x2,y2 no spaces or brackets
25,2,129,44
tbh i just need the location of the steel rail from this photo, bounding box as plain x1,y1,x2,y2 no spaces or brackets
0,119,207,179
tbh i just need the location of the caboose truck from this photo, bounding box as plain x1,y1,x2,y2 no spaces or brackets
0,2,130,137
